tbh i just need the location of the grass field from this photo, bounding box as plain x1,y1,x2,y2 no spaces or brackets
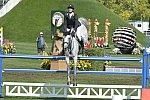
1,42,144,100
0,0,146,45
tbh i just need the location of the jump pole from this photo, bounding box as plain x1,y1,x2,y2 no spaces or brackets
0,27,3,46
141,48,150,100
0,27,3,97
0,47,2,97
142,48,149,88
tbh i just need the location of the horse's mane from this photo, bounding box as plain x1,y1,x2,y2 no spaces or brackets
78,17,88,29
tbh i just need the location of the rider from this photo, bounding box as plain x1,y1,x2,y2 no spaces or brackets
63,4,84,53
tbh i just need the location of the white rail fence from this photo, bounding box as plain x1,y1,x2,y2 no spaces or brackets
3,82,141,99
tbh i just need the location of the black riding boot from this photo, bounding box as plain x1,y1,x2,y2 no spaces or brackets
79,40,84,54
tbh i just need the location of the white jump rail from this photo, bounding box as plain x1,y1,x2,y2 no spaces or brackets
3,82,141,99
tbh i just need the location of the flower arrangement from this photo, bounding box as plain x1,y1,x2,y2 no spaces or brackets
2,39,16,54
40,53,92,70
41,59,51,70
70,55,92,71
41,48,105,71
104,61,112,66
70,60,92,71
41,52,51,70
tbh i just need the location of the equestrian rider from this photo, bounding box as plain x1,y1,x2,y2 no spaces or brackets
63,4,84,53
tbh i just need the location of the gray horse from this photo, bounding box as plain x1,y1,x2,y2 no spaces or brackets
64,17,88,86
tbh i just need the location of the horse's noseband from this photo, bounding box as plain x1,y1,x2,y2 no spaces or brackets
64,42,69,45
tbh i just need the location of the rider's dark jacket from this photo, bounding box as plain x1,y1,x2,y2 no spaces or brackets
63,12,81,36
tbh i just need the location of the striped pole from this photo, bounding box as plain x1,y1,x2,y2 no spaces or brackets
3,69,142,75
0,55,142,61
0,27,3,46
0,27,3,97
0,46,2,97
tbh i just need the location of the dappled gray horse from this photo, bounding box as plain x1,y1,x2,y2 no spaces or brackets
64,17,88,86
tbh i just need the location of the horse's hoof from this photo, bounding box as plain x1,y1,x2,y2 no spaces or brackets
73,83,77,86
67,82,71,85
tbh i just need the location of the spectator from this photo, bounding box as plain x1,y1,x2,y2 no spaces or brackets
36,32,48,55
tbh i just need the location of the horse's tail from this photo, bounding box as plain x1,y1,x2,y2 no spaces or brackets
77,17,88,44
78,17,88,29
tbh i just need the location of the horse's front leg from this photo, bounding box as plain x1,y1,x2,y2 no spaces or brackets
66,57,71,85
73,56,78,86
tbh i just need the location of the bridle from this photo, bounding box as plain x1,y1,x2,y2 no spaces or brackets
64,35,76,54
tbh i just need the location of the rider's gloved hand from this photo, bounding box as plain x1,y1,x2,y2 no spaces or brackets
71,29,76,37
71,29,75,33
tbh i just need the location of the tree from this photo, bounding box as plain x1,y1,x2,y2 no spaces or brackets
99,0,150,21
131,0,150,20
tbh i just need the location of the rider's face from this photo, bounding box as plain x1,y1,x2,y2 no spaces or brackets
68,8,73,13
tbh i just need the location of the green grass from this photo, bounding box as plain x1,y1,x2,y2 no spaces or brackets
104,45,142,67
0,0,146,45
110,53,142,67
2,42,143,71
2,42,51,69
1,42,144,100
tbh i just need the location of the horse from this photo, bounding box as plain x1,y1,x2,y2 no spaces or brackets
63,17,88,86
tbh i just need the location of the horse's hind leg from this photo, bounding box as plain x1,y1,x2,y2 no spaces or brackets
73,56,78,86
66,57,71,85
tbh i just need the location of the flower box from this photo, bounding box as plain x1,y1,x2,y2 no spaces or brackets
50,60,67,70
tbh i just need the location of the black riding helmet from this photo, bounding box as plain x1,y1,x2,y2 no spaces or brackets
67,4,74,9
